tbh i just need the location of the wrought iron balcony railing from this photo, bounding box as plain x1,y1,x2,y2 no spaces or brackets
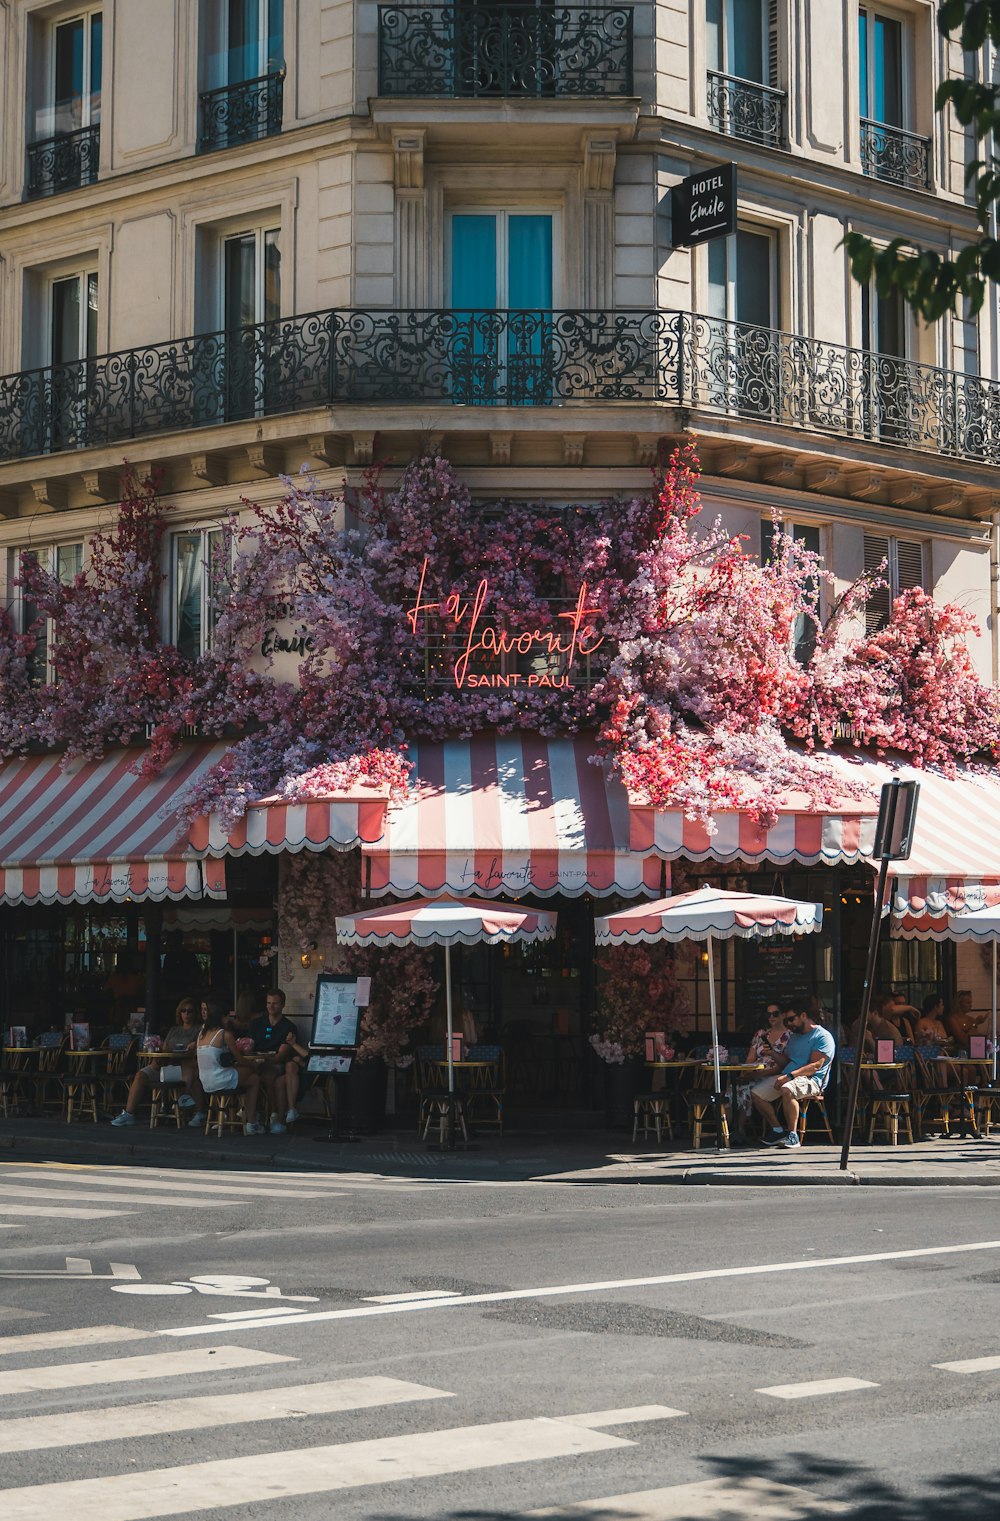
25,125,100,199
706,71,786,148
2,309,999,468
860,118,931,190
198,71,284,154
377,4,633,97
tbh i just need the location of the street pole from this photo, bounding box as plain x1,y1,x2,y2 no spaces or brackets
839,777,919,1172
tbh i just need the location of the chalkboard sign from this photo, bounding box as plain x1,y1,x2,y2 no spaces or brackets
310,974,363,1049
738,937,815,1020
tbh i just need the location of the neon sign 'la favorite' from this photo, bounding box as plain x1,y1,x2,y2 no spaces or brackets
404,556,605,691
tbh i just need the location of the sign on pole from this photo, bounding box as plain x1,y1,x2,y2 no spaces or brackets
671,164,738,248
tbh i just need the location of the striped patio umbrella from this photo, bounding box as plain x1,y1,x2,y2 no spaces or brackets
595,887,824,1120
336,897,557,1143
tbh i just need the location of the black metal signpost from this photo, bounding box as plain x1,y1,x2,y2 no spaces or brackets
839,778,920,1171
671,163,738,247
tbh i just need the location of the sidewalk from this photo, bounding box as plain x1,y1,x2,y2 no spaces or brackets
3,1114,1000,1186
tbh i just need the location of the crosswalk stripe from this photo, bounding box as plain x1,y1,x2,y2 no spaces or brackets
0,1168,342,1201
0,1326,150,1358
0,1344,292,1397
933,1354,1000,1373
525,1477,848,1518
757,1377,879,1400
0,1185,240,1211
0,1204,136,1220
0,1413,631,1520
0,1375,452,1454
559,1406,686,1428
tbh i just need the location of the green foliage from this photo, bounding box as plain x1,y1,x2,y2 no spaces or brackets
844,1,1000,320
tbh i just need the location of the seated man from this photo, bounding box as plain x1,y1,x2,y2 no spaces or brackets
248,988,304,1133
111,999,201,1126
947,990,990,1047
750,1007,836,1150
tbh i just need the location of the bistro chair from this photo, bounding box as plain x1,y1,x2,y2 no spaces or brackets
462,1044,505,1135
149,1078,185,1129
61,1044,104,1124
101,1035,137,1114
420,1093,468,1146
414,1045,447,1136
32,1034,68,1114
633,1092,673,1145
796,1092,835,1144
205,1091,245,1137
913,1048,979,1138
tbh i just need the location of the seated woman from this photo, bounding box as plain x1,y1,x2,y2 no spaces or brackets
111,999,201,1127
197,999,263,1135
914,993,953,1049
946,990,990,1047
737,1004,789,1124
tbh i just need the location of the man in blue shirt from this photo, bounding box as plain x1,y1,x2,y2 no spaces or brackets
751,1007,836,1150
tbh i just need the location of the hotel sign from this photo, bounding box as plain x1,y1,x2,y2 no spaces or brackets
671,163,737,248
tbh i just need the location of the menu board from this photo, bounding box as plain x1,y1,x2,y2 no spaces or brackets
310,974,363,1049
738,937,815,1019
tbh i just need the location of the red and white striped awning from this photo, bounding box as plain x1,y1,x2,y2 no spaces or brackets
188,791,389,857
0,745,229,906
628,790,879,867
363,733,663,899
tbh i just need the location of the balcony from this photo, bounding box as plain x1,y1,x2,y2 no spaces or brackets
377,4,633,97
25,125,100,199
197,71,284,154
1,310,998,468
860,119,930,190
706,71,786,148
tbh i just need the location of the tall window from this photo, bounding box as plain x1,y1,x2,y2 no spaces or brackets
863,533,924,634
49,271,99,448
449,210,554,403
6,542,83,681
27,11,102,197
704,227,779,417
762,519,821,663
173,528,225,661
222,227,280,419
199,0,284,151
706,0,783,145
858,6,928,188
706,226,777,328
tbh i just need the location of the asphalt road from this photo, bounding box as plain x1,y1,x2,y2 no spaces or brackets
0,1157,998,1519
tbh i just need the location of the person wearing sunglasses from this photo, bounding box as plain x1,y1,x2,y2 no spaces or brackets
111,998,201,1126
750,1005,836,1149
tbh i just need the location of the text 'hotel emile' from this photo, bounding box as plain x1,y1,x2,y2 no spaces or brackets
0,1,998,1038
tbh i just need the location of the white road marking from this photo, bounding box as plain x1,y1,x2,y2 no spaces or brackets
757,1377,879,1400
208,1306,306,1320
934,1354,1000,1373
365,1290,461,1303
0,1184,238,1210
559,1406,686,1428
0,1413,631,1520
0,1224,22,1229
0,1325,150,1357
0,1204,136,1220
65,1257,92,1273
0,1344,292,1397
109,1263,141,1280
0,1259,141,1282
0,1375,452,1454
526,1477,848,1518
0,1168,341,1201
159,1236,1000,1338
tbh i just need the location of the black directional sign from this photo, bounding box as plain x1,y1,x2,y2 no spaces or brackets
671,163,738,248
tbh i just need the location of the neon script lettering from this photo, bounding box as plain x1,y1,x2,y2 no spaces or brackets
404,557,604,690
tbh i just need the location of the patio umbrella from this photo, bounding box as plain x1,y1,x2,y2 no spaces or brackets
335,896,558,1144
594,886,824,1123
894,901,1000,1082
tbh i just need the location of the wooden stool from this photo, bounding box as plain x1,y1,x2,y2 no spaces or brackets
797,1093,835,1144
868,1093,914,1145
687,1092,729,1149
149,1083,183,1129
205,1091,244,1137
974,1084,1000,1137
632,1093,673,1145
420,1095,468,1145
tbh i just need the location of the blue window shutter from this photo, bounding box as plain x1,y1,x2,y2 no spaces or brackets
451,215,498,308
508,216,552,308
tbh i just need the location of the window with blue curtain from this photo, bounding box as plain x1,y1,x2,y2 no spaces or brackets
450,212,554,403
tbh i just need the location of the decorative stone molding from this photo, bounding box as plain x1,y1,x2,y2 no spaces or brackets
887,477,925,507
927,484,965,514
190,453,227,486
350,431,377,466
582,133,617,193
633,434,663,468
845,469,884,501
30,480,66,510
563,434,585,467
392,130,425,191
758,452,800,488
307,434,340,466
804,462,842,492
246,443,282,477
82,468,119,501
489,431,513,466
713,445,753,477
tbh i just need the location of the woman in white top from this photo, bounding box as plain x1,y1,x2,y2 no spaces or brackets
197,1000,263,1135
